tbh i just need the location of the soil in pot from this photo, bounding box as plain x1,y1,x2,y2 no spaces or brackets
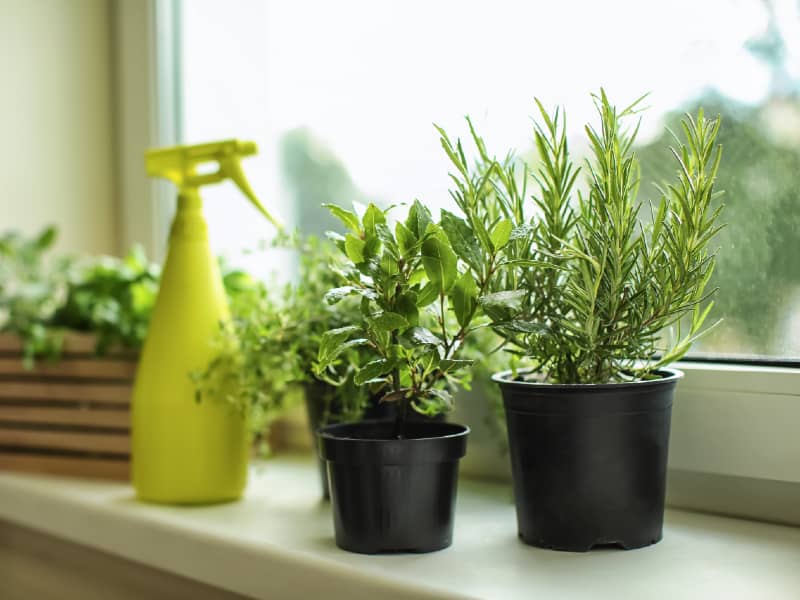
318,420,469,554
494,368,681,552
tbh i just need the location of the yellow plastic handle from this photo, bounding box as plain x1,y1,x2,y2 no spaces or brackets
145,139,283,229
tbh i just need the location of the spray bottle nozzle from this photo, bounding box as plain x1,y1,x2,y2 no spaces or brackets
145,139,282,229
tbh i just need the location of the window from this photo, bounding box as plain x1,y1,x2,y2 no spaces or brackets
103,0,800,521
178,0,800,361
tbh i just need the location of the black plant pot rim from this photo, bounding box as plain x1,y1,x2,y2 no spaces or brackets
318,420,468,441
318,420,469,465
492,366,684,391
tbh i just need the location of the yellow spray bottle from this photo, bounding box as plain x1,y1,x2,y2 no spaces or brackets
132,139,280,504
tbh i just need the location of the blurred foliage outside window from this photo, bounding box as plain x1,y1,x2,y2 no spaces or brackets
181,0,800,359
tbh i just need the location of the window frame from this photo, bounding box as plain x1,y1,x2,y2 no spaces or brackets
112,0,182,261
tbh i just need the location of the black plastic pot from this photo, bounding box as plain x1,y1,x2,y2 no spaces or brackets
305,386,442,500
494,368,682,552
318,420,469,554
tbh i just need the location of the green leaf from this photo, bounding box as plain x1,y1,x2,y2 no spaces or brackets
363,235,381,261
35,226,57,250
479,290,526,310
440,210,482,271
363,203,386,236
395,292,419,327
354,358,395,385
439,358,474,372
414,387,454,414
416,282,439,307
395,221,418,256
324,286,357,304
379,252,399,277
421,231,458,293
367,311,409,332
408,326,441,346
494,320,546,334
497,259,558,270
406,199,433,239
317,326,367,368
323,204,361,233
319,325,360,349
471,217,493,254
450,272,478,328
490,219,513,251
509,224,534,241
344,234,366,264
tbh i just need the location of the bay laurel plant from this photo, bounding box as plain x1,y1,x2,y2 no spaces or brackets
444,90,724,384
314,199,513,436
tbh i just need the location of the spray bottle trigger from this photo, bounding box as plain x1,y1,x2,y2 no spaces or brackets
222,156,283,230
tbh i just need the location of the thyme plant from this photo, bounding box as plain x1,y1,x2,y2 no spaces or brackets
194,235,371,446
442,91,724,383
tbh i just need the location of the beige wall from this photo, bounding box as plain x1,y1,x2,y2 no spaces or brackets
0,0,117,255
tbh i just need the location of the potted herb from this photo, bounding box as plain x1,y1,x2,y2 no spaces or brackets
0,227,159,479
194,235,372,498
314,197,512,554
447,92,724,551
0,227,159,364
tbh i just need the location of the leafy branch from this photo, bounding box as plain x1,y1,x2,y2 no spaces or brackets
440,91,724,383
315,196,501,436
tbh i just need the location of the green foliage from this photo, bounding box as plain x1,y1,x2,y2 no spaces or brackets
0,227,159,366
638,92,800,353
443,91,725,383
315,197,503,425
0,226,268,371
194,234,372,445
52,246,160,355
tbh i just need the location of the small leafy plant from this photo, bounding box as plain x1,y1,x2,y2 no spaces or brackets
0,227,159,365
0,226,265,368
442,91,724,384
314,198,513,436
193,234,372,446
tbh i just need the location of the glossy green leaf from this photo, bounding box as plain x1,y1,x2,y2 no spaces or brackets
479,290,527,310
324,286,356,305
439,358,474,372
344,234,366,264
363,203,386,236
406,199,433,239
440,210,482,271
451,272,478,327
367,311,409,332
421,232,458,293
395,292,419,327
354,358,395,385
395,221,418,256
323,204,361,233
408,326,441,346
416,282,439,307
490,219,513,251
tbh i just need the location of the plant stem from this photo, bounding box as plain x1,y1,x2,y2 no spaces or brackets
390,331,407,440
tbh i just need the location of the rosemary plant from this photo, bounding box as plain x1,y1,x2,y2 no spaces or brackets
441,91,724,383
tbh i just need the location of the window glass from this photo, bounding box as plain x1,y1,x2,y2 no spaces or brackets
180,0,800,358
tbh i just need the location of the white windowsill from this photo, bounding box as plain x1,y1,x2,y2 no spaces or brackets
0,457,798,600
